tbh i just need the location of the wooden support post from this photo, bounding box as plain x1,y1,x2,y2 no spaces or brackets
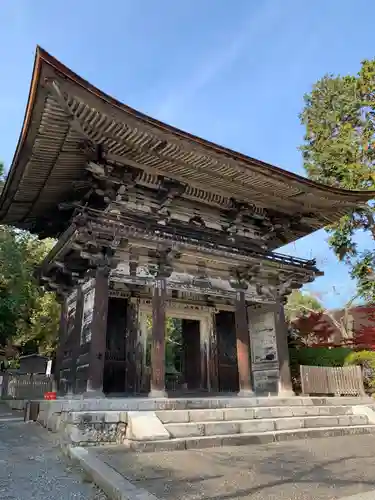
200,342,208,391
70,286,84,394
209,312,219,392
199,316,213,392
125,299,139,394
86,267,109,396
235,290,254,396
139,312,149,393
275,302,295,396
149,277,167,398
55,298,68,393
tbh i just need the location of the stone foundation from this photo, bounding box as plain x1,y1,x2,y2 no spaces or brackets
6,395,375,450
4,399,27,411
36,406,128,446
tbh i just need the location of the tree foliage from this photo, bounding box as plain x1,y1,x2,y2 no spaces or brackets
352,306,375,349
290,346,350,370
286,290,326,348
0,226,59,355
285,290,323,321
300,60,375,301
145,316,183,373
345,350,375,391
0,162,60,356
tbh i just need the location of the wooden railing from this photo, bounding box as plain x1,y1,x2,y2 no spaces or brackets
300,365,366,396
0,373,53,400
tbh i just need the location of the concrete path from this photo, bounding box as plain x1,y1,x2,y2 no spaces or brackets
0,404,106,500
95,434,375,500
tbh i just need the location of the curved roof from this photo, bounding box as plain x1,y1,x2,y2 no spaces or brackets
0,46,374,238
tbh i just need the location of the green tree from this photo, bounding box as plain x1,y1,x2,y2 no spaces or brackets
0,160,60,354
285,290,323,321
145,316,182,372
300,60,375,301
0,226,59,355
345,350,375,392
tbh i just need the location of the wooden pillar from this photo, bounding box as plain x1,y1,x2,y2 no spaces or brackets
55,297,68,393
200,342,208,391
275,301,295,396
139,312,149,393
86,267,109,395
125,298,139,394
209,312,219,392
200,316,213,392
70,286,84,394
149,277,167,398
235,290,254,396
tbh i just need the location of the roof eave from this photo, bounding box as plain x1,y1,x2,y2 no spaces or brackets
0,49,44,212
1,46,375,227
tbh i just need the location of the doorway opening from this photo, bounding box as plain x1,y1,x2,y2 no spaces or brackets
145,316,201,392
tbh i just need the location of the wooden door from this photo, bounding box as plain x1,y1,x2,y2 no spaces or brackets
182,319,201,390
103,297,127,394
215,311,239,393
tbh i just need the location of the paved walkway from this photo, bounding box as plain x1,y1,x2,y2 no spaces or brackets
3,402,375,500
0,404,106,500
96,435,375,500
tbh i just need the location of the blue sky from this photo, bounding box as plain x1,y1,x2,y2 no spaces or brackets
1,0,374,308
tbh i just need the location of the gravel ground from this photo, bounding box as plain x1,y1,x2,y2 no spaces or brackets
96,435,375,500
0,404,107,500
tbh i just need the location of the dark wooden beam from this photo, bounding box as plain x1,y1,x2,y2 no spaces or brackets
86,266,110,394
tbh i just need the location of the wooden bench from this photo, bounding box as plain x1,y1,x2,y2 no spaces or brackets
300,365,366,396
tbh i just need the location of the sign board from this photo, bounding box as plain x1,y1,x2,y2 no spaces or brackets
66,293,77,338
81,287,95,344
249,307,278,365
45,359,53,376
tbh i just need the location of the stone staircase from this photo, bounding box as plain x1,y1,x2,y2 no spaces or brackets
23,396,375,451
142,403,374,451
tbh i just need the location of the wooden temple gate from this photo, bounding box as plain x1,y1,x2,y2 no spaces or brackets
0,47,372,398
53,278,299,398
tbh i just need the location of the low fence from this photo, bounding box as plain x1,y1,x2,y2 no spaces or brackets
300,365,366,396
140,369,184,393
0,373,53,400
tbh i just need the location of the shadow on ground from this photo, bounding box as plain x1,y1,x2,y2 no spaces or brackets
96,434,375,499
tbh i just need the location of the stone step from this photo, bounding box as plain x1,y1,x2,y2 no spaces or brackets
34,395,373,414
59,403,359,428
164,414,369,438
0,416,24,423
125,424,375,452
61,410,125,424
156,405,357,424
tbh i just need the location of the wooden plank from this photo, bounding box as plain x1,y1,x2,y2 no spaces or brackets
299,365,365,396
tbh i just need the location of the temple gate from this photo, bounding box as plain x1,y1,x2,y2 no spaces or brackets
0,47,372,398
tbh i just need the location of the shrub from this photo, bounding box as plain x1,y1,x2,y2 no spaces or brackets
289,347,352,393
344,350,375,391
290,346,351,368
